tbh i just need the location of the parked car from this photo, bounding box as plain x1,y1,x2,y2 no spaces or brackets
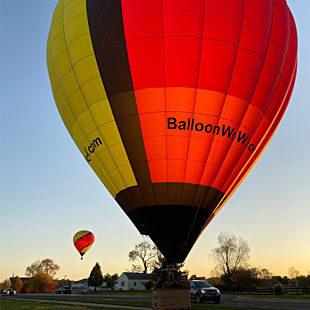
190,280,220,304
2,288,16,296
55,286,72,294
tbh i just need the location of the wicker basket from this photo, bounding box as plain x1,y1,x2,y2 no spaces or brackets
152,288,190,310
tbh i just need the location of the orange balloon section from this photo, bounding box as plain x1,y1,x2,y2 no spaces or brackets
47,0,297,263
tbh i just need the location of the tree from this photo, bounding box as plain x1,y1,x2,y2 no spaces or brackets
28,272,58,293
0,279,10,291
103,273,118,290
259,268,273,280
207,277,225,288
258,268,273,287
25,258,60,278
209,232,250,286
131,264,143,273
288,266,299,279
129,240,162,273
88,263,104,289
231,267,260,290
271,275,290,286
296,275,310,288
11,276,23,293
190,274,206,280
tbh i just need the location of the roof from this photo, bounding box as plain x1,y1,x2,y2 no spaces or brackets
10,277,31,282
72,278,88,284
122,272,152,280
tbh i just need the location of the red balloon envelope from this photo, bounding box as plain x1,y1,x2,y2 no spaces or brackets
47,0,297,263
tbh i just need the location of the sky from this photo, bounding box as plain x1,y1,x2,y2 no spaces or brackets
0,0,309,282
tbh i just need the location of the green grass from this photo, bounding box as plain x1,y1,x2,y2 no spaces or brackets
8,296,152,308
0,300,129,310
0,300,286,310
6,296,287,310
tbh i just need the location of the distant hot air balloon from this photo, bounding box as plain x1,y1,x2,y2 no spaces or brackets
73,230,95,260
47,0,297,263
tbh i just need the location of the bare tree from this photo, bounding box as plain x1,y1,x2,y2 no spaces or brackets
130,264,143,273
129,240,162,273
259,268,273,280
26,258,60,278
209,232,250,284
288,266,299,279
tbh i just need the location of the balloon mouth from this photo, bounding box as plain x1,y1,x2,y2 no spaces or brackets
127,204,219,263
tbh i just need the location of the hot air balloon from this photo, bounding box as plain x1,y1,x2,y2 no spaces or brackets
73,230,95,260
47,0,297,264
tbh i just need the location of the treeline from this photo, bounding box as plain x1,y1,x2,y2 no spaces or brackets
203,269,310,293
0,259,118,294
199,232,310,293
0,259,60,293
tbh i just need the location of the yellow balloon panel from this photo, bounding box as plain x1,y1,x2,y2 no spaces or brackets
47,0,137,197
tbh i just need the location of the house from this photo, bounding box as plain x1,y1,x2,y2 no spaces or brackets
71,278,108,293
8,276,32,293
56,279,72,287
114,272,152,290
9,277,31,286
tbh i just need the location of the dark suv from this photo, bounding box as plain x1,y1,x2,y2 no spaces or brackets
55,286,72,294
190,280,220,304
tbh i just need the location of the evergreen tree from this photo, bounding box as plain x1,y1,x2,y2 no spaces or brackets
88,262,104,289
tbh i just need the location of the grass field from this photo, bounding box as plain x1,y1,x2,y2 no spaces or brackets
0,299,286,310
0,300,128,310
0,297,288,310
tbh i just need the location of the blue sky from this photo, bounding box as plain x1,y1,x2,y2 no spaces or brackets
1,0,309,281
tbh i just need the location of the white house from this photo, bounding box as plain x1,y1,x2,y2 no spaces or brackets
71,278,108,293
114,272,152,290
71,278,89,293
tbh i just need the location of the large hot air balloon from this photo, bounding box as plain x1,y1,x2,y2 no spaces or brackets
73,230,95,259
47,0,297,263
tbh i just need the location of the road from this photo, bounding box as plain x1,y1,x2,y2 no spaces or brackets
2,293,310,309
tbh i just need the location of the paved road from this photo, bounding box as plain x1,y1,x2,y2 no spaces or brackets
224,295,310,309
2,294,310,309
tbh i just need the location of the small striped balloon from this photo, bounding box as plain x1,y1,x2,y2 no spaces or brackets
73,230,95,260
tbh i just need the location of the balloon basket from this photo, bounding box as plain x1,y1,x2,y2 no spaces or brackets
152,288,190,310
152,268,190,310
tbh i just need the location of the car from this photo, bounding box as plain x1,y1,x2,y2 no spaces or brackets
55,286,72,294
190,280,221,304
2,288,16,296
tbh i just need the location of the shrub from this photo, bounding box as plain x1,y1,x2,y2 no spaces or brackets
274,285,283,295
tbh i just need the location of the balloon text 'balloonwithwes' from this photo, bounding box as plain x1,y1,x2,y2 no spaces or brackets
167,117,256,152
